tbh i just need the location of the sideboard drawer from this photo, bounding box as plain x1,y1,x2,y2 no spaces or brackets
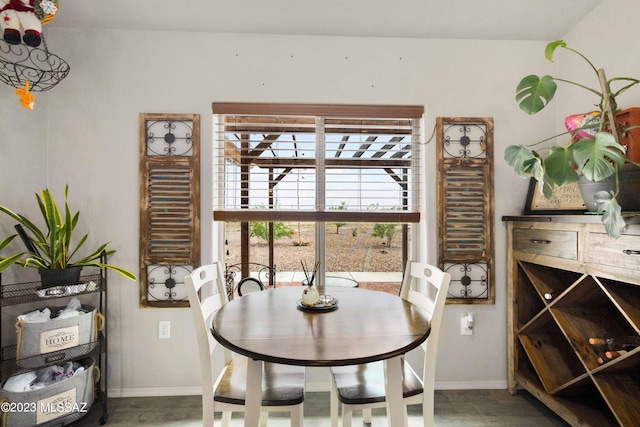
585,231,640,271
513,228,578,260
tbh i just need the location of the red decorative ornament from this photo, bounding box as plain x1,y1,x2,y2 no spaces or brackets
565,111,600,142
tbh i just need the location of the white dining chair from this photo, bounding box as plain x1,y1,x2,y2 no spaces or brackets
185,262,305,427
329,261,451,427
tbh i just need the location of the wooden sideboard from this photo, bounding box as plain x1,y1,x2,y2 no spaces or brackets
504,215,640,427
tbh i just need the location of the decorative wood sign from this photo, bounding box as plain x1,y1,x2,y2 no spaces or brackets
523,179,586,214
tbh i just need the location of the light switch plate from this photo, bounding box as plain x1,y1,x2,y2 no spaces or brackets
159,320,171,339
461,316,473,335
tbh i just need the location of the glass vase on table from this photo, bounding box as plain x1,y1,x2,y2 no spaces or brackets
301,260,321,307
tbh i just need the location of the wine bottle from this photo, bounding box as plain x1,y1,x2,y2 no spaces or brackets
606,336,640,351
605,350,628,360
588,336,640,351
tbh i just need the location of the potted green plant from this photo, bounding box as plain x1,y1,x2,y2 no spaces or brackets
0,185,136,286
505,40,640,238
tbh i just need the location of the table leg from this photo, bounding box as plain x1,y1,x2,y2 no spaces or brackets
384,356,408,427
244,358,263,427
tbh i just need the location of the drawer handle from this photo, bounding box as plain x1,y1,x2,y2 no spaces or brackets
622,249,640,255
530,239,551,244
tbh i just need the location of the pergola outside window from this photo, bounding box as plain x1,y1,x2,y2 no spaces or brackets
213,103,423,289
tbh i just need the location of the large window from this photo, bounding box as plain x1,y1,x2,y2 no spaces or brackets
213,103,423,292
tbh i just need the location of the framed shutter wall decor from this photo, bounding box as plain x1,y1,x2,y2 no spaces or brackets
139,113,200,308
436,117,494,304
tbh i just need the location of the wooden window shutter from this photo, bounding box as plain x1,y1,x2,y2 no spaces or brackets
139,113,200,307
436,117,494,304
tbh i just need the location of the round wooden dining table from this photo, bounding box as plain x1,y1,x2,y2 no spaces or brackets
210,285,431,427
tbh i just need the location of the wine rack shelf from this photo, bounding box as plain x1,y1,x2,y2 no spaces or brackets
505,216,640,427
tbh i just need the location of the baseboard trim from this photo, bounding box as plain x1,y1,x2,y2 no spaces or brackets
305,380,508,393
435,380,507,390
109,386,202,398
110,380,508,398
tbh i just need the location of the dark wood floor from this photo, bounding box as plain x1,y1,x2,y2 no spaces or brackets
75,389,570,426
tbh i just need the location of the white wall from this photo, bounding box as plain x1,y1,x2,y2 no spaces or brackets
558,0,640,116
0,95,47,285
6,0,637,395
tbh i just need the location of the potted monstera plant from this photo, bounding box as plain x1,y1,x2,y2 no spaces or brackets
505,40,640,238
0,185,136,286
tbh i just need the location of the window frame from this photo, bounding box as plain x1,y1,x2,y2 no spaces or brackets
213,103,423,281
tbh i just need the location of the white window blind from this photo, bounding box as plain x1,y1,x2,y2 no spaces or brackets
213,103,423,223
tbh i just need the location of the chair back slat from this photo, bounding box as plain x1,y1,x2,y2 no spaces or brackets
405,291,434,319
185,262,305,426
185,262,230,394
331,260,450,427
401,262,449,316
399,260,451,373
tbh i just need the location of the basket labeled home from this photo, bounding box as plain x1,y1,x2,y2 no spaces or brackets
15,305,104,369
0,357,98,426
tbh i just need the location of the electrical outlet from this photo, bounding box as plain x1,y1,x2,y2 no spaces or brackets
461,313,473,336
159,320,170,339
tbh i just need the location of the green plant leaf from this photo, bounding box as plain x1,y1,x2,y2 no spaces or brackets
78,262,137,280
68,234,89,262
0,235,18,252
572,132,627,181
522,157,544,183
0,235,24,273
545,40,567,62
249,220,293,242
40,188,64,268
20,256,48,269
0,253,26,272
516,75,557,115
63,185,76,265
504,145,543,181
102,264,137,280
540,175,558,199
71,243,112,265
0,186,136,280
594,191,626,239
543,145,579,185
0,206,45,243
